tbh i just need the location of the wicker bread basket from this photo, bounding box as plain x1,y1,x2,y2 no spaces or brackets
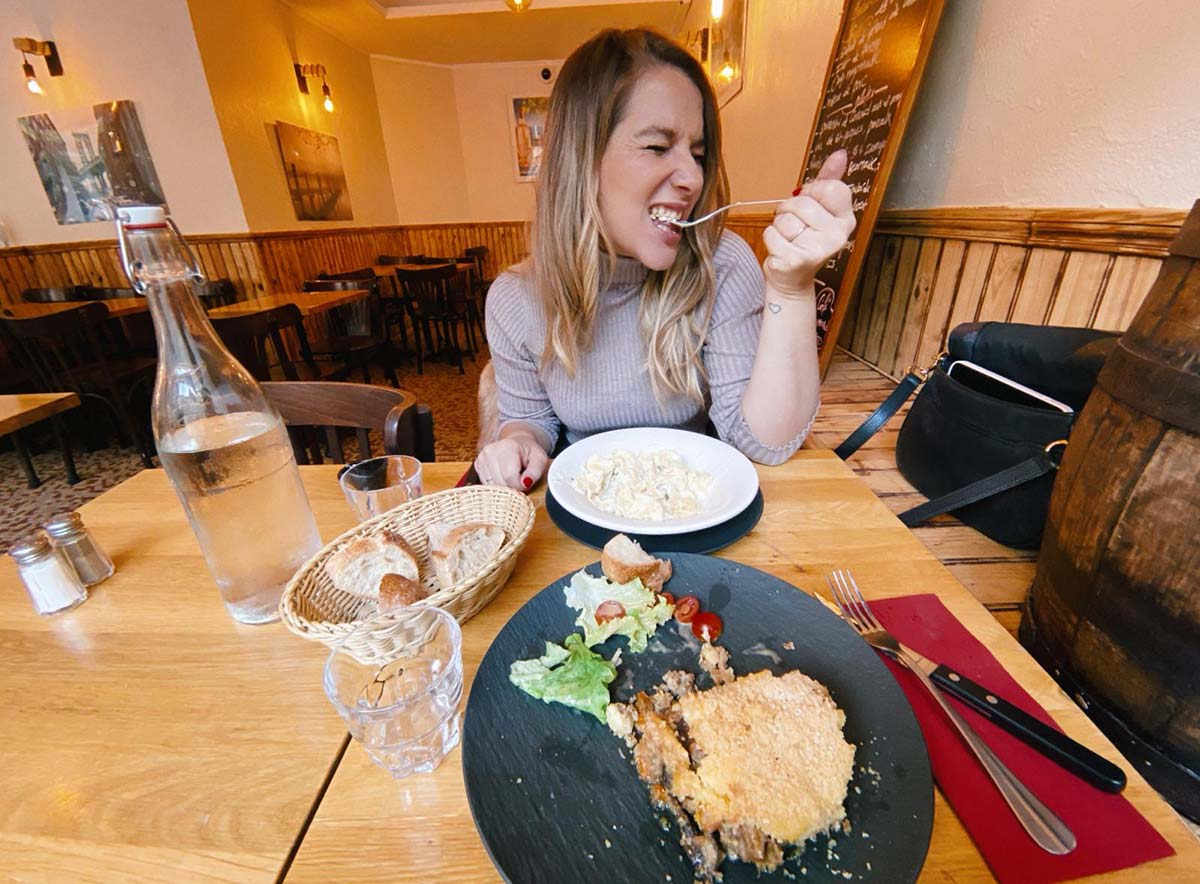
280,484,536,655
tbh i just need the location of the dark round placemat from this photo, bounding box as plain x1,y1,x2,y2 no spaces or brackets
544,487,764,554
462,553,933,884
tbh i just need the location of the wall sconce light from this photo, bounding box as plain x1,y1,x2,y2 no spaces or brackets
12,37,63,95
504,0,533,12
294,62,334,113
710,0,724,21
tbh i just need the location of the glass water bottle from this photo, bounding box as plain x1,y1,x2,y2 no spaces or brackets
117,206,321,624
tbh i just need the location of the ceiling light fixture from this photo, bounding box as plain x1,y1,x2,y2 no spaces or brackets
294,62,335,113
504,0,533,12
12,37,62,95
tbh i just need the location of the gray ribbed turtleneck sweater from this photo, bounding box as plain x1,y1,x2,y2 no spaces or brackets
484,231,812,465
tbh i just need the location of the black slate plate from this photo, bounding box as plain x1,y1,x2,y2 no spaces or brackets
462,554,933,884
544,487,765,554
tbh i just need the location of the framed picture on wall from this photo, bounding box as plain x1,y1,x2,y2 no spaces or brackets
274,121,353,221
507,96,549,182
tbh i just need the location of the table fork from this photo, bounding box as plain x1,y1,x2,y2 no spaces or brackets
668,199,785,228
827,569,1077,855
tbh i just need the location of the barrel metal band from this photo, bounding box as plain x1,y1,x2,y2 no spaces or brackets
1096,342,1200,436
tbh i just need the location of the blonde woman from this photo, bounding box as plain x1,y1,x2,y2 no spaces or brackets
475,28,855,490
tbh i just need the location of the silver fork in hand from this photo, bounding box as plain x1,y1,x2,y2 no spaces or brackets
827,569,1077,855
668,198,785,228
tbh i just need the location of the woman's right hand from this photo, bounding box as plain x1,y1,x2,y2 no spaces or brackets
474,431,549,491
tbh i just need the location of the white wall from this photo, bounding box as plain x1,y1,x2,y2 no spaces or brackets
885,0,1200,210
453,61,559,223
372,56,470,224
0,0,245,245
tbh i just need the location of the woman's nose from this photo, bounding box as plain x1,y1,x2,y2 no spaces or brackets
671,149,703,193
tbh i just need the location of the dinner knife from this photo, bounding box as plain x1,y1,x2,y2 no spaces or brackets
918,658,1126,793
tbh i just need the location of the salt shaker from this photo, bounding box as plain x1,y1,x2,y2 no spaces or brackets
43,511,114,587
9,530,88,615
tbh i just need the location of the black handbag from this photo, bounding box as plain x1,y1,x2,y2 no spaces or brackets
836,322,1119,549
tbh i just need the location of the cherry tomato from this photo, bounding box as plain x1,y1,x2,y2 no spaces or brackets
691,611,723,643
674,595,700,623
658,591,675,606
595,600,627,623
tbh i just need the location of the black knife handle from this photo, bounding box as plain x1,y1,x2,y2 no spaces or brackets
929,664,1126,793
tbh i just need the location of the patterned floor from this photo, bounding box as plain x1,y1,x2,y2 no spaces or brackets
0,346,489,553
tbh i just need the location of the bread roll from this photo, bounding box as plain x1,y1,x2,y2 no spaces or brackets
426,521,506,589
378,574,428,611
324,530,419,598
601,533,672,591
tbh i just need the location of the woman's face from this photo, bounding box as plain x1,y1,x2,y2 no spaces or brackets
597,64,706,272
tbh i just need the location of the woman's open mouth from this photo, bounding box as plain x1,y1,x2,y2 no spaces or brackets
649,205,684,241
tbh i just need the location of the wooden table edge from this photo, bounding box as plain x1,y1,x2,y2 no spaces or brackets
0,392,82,437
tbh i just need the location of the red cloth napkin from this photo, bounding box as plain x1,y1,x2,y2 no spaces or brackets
871,594,1175,884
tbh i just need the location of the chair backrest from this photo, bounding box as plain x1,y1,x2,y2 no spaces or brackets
321,267,377,281
463,245,490,284
378,254,424,265
302,277,384,337
396,265,456,317
261,381,422,464
22,286,89,303
81,286,137,300
195,278,238,307
414,256,458,265
210,303,309,381
303,277,380,295
0,301,115,394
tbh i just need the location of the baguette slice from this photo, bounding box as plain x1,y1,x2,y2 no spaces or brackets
601,533,672,591
427,521,506,589
324,530,419,598
378,574,429,612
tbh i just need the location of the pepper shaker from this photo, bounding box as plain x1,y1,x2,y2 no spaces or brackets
9,530,89,615
43,511,115,587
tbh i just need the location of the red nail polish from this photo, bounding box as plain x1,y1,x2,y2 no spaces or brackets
522,477,533,488
792,187,802,197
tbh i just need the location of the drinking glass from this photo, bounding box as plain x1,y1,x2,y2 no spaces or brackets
338,455,423,520
323,608,463,779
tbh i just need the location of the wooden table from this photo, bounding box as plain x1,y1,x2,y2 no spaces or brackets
206,289,369,319
2,457,1196,882
0,392,82,487
1,298,147,319
0,468,359,882
284,459,1200,883
0,393,81,438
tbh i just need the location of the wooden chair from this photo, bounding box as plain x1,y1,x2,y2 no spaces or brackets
210,303,324,382
22,286,90,303
396,265,476,375
81,286,137,300
0,302,155,466
378,254,424,265
302,278,400,386
261,381,433,464
463,245,495,298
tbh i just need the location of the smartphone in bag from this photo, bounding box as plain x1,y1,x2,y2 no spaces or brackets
946,360,1074,414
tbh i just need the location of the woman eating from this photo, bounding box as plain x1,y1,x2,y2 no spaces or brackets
475,27,855,490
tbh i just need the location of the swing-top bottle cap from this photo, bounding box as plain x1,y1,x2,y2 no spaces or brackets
117,205,167,228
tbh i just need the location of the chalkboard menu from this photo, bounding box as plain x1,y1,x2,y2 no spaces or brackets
800,0,945,372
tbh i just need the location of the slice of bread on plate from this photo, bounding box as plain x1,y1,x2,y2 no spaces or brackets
427,522,506,589
601,533,672,591
324,530,420,598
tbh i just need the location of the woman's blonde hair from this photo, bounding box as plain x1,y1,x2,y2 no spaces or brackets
531,28,730,404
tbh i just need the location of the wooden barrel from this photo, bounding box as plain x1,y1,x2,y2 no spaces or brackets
1020,200,1200,820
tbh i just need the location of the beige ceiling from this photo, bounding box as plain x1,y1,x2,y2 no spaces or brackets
281,0,691,64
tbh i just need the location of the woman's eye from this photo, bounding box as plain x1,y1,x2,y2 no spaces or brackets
692,153,706,164
646,144,669,154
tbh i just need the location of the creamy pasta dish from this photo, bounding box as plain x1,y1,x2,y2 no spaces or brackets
571,448,714,521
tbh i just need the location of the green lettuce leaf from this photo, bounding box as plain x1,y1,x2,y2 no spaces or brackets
563,570,675,653
508,633,617,721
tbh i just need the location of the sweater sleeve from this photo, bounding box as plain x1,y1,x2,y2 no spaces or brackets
484,271,561,451
702,232,816,466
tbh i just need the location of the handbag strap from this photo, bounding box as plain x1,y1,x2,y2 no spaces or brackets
834,353,945,460
898,441,1068,527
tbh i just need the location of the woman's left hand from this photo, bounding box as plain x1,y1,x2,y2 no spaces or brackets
762,149,857,298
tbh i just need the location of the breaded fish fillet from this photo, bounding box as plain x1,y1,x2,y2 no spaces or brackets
608,667,855,880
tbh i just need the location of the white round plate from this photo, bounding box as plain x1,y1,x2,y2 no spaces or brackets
546,427,759,536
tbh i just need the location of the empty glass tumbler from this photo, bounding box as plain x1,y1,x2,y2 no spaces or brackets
324,607,463,778
338,455,423,521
